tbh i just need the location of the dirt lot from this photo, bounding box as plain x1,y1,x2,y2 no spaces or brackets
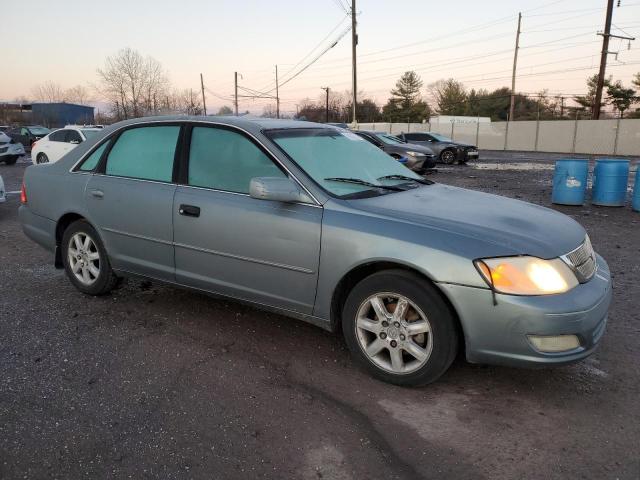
1,152,639,479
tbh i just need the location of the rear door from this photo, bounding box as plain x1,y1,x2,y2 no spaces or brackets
85,124,181,281
173,124,322,314
43,130,67,161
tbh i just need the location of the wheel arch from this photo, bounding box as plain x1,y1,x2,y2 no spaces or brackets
329,260,466,356
54,212,89,268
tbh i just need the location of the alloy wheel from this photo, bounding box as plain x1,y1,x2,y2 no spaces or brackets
67,232,100,286
355,292,433,374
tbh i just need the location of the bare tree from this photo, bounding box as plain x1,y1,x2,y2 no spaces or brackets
64,85,92,105
261,104,277,118
97,48,169,120
31,81,64,102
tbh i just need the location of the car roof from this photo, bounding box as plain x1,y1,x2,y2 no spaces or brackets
106,115,333,135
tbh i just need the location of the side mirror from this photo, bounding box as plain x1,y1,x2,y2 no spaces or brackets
250,177,312,204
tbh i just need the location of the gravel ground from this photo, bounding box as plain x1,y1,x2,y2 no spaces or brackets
1,151,639,479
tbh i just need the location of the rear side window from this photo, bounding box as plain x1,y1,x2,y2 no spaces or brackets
49,130,67,142
188,126,285,193
105,126,179,182
78,142,109,172
66,130,83,143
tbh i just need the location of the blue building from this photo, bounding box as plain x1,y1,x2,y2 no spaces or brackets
31,103,94,128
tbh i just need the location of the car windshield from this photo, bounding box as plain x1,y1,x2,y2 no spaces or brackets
29,127,50,135
266,128,423,198
375,133,404,145
81,129,100,138
430,133,453,142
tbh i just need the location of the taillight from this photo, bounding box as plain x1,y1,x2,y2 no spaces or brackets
32,141,37,149
20,182,27,204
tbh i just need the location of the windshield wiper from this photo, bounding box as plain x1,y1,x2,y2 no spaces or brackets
377,174,434,185
324,177,404,191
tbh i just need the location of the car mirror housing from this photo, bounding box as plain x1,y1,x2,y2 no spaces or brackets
250,177,311,204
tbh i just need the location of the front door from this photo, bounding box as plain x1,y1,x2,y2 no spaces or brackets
85,124,181,281
173,125,322,314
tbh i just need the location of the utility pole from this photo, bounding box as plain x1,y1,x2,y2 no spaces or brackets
200,73,207,115
275,65,280,119
560,96,565,118
593,0,635,119
509,12,522,122
234,72,239,116
351,0,357,124
321,87,330,123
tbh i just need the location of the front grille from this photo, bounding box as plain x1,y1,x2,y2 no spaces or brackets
563,236,596,282
0,147,7,154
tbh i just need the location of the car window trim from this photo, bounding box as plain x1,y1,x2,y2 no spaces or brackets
68,119,321,206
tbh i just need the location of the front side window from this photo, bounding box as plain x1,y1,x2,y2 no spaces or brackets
49,130,67,142
267,128,421,198
405,133,427,141
105,126,179,182
188,126,285,194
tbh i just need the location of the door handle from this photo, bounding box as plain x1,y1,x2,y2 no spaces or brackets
90,189,104,198
179,204,200,217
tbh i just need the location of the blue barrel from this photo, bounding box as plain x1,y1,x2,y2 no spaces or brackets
552,159,589,205
592,158,629,207
632,167,640,212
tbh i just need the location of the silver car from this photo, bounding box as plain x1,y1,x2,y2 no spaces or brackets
19,116,612,386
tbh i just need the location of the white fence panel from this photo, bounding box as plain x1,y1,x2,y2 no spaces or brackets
477,122,507,150
574,119,617,155
355,119,639,155
506,121,537,151
452,123,478,145
616,119,640,156
537,120,575,153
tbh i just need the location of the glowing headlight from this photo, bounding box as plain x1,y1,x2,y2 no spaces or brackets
474,256,578,295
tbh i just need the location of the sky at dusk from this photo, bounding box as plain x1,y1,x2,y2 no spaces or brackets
2,0,639,115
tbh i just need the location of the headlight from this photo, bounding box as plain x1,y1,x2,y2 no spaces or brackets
405,151,422,157
474,256,578,295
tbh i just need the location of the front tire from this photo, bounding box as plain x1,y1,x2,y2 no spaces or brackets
62,220,118,295
36,153,49,164
342,270,458,386
439,149,456,164
3,155,18,165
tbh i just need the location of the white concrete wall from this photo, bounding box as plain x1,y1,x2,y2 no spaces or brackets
355,119,640,156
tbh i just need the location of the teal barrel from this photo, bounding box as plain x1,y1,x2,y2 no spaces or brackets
552,159,589,206
592,158,629,207
633,167,640,212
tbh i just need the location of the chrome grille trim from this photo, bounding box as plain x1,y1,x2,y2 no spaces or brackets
561,236,597,283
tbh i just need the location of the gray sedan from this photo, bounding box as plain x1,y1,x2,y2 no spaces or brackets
353,130,437,172
399,132,479,164
19,116,611,386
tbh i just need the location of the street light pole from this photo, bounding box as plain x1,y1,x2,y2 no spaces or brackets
351,0,357,124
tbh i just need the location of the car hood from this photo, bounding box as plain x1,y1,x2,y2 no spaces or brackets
348,183,585,259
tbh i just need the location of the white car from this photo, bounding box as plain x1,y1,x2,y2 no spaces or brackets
31,126,101,164
0,174,5,203
0,131,26,165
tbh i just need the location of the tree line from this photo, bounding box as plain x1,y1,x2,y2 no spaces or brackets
294,70,640,123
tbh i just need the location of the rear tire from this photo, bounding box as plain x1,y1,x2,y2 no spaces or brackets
36,153,49,164
61,220,118,296
3,155,18,165
342,269,458,386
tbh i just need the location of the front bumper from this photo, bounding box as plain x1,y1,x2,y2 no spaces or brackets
404,154,436,171
0,142,26,158
438,253,612,367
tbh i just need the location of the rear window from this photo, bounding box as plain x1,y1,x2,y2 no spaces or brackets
105,126,179,182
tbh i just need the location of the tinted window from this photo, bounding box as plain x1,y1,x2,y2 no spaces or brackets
105,126,179,182
49,130,67,142
66,130,83,143
188,126,285,193
78,142,109,172
404,133,428,141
